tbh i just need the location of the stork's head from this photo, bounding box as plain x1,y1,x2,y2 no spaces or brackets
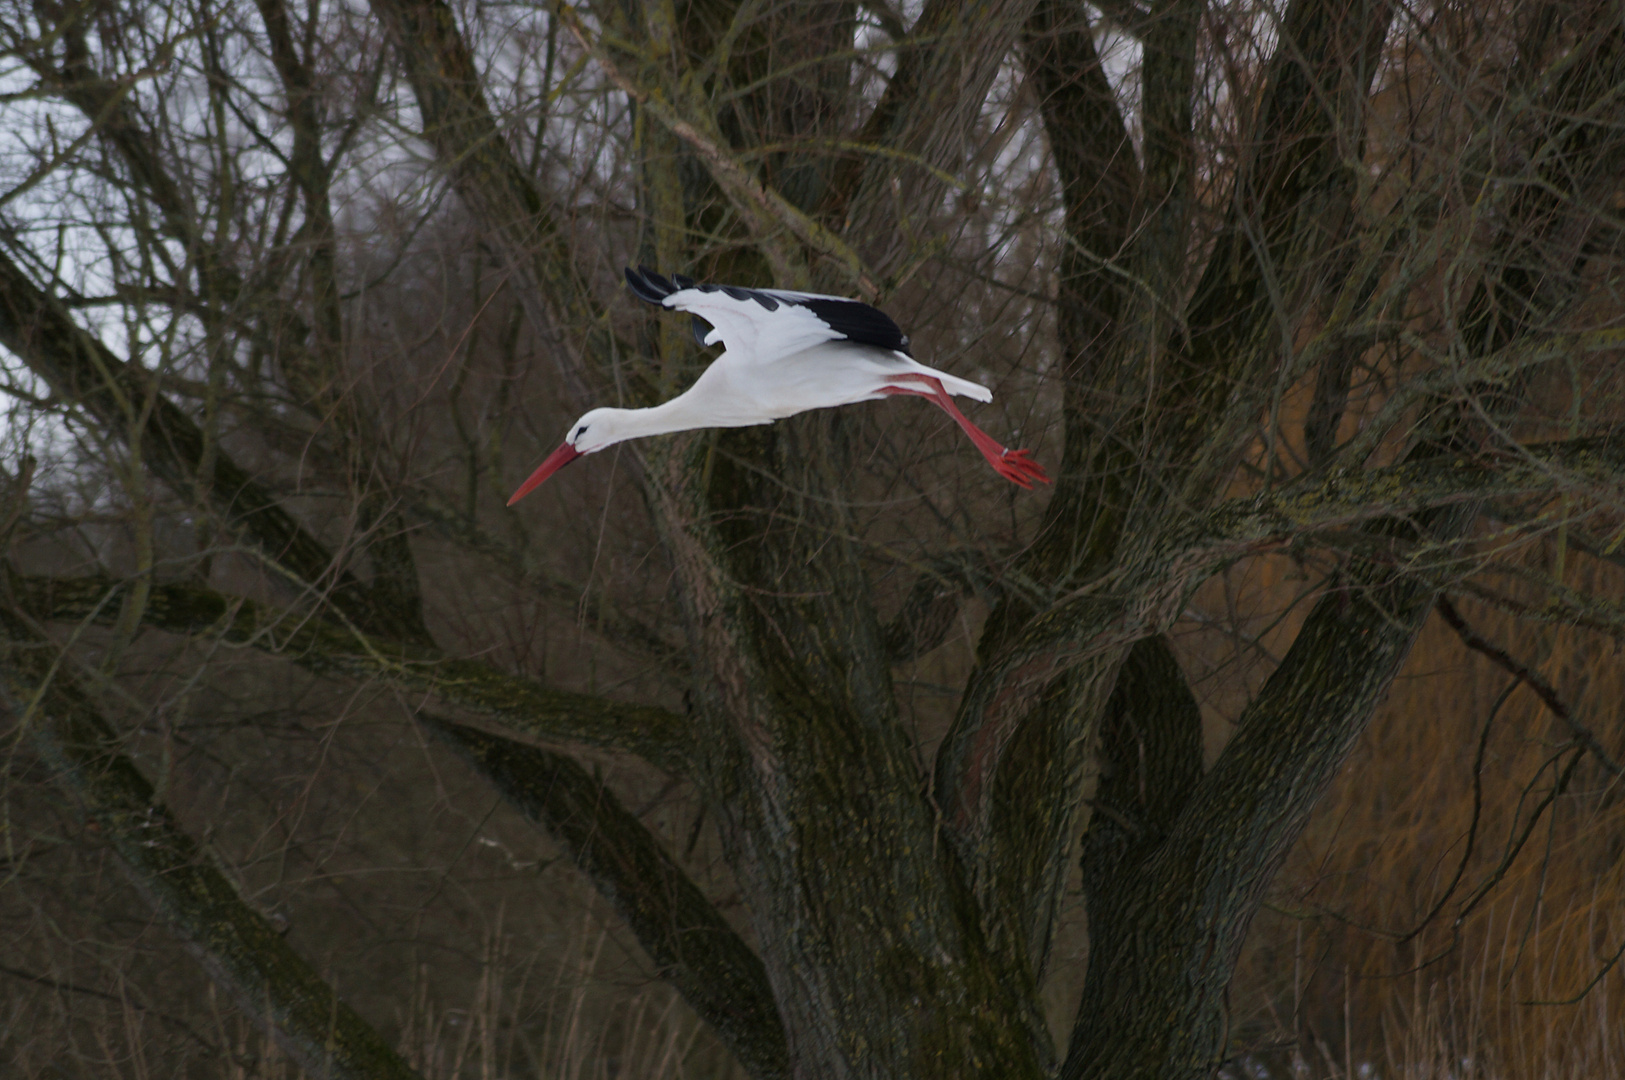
506,407,622,505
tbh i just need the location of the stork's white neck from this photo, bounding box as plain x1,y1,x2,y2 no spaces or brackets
588,382,725,448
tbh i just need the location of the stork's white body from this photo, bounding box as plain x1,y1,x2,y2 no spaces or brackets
594,342,991,438
506,268,1045,504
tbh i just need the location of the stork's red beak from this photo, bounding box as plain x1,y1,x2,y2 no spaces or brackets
507,442,584,505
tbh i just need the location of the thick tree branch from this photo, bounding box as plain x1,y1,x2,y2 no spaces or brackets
1056,22,1625,1061
367,0,600,403
0,616,423,1080
22,11,435,642
0,245,390,634
956,1,1391,951
1067,636,1204,992
1130,0,1199,301
9,571,695,775
363,8,1050,1069
1022,0,1141,443
937,432,1622,980
1062,536,1453,1079
922,6,1145,984
645,428,1049,1074
1077,635,1203,885
420,714,788,1080
253,0,431,643
822,0,1041,278
253,0,340,389
954,432,1625,780
1455,573,1625,646
558,2,873,294
1181,0,1391,374
1170,0,1394,494
1320,17,1625,474
880,550,997,663
1456,20,1625,360
937,2,1138,939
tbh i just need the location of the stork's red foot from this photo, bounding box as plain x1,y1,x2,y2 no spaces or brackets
993,447,1049,488
878,375,1051,489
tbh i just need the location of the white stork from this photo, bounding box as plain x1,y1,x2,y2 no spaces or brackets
507,267,1049,504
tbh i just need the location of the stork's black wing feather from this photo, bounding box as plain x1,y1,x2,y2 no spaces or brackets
782,297,910,355
624,266,913,358
625,266,677,304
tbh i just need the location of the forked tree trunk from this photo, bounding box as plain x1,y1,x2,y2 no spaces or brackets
1064,576,1444,1080
657,420,1050,1080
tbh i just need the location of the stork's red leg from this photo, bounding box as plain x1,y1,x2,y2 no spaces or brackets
879,375,1050,488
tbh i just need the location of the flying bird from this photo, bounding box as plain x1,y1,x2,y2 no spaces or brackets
507,267,1049,504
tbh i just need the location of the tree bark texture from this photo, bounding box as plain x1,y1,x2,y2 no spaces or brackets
1063,554,1452,1080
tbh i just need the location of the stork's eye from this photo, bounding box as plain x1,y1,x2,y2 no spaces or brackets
575,425,589,438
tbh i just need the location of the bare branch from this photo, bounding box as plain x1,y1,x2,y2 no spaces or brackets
0,244,391,634
253,0,430,641
823,0,1041,278
10,571,696,774
0,615,424,1080
1455,572,1625,645
420,714,788,1080
367,0,600,403
956,433,1625,760
1435,595,1623,779
559,2,875,294
22,7,317,365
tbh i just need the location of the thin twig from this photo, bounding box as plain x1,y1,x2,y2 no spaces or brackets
1435,595,1624,779
1520,934,1625,1006
554,1,877,296
0,962,224,1058
1395,679,1516,947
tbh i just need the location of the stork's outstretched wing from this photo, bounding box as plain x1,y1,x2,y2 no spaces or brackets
625,266,912,364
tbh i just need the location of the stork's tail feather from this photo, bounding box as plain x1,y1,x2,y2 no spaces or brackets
913,367,993,403
938,374,994,403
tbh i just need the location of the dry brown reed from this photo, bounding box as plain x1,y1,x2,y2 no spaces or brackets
1183,533,1625,1079
2,894,734,1080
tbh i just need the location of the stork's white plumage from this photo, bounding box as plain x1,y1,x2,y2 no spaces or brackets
507,267,1049,504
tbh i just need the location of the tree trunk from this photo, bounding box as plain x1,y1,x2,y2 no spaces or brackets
657,420,1050,1079
1065,569,1444,1080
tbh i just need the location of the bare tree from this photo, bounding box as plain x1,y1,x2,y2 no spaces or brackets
2,0,1624,1077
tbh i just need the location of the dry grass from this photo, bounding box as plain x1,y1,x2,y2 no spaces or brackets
393,917,719,1080
1,905,734,1080
1195,548,1625,1080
